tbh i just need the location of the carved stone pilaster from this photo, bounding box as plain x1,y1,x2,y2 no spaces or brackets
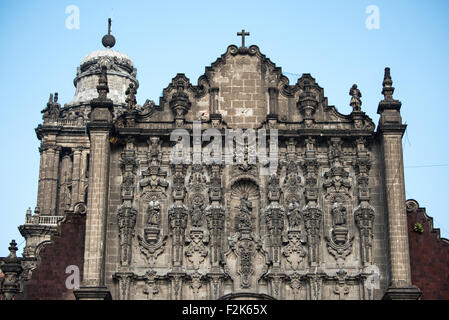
205,204,225,268
113,272,134,300
206,272,225,300
168,204,188,268
354,137,372,202
354,202,375,266
307,272,324,300
302,138,319,202
265,201,284,267
267,273,284,299
302,204,322,267
117,205,137,267
117,138,138,267
168,272,186,300
265,174,284,267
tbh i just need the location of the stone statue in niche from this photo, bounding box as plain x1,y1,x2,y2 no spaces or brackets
144,196,163,245
237,194,253,231
287,202,302,230
331,202,347,227
191,203,204,228
147,197,161,227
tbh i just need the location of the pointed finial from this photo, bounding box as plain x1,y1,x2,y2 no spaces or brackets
8,240,18,260
377,67,402,115
382,67,395,101
102,18,116,49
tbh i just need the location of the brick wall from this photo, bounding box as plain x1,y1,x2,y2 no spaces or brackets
406,199,449,299
21,212,86,300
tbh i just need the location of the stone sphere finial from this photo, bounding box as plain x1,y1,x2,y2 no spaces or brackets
102,18,116,49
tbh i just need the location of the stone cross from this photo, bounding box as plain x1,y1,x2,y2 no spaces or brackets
237,29,250,47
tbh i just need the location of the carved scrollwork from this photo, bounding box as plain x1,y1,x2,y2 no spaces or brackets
185,230,209,269
282,231,307,270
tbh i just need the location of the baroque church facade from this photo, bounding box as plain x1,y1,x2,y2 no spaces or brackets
1,23,447,300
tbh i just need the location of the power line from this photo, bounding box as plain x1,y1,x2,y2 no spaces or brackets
405,164,449,168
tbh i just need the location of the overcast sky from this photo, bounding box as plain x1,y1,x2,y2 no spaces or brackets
0,0,448,256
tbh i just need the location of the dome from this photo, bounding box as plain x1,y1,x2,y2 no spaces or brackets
67,48,138,107
80,49,133,69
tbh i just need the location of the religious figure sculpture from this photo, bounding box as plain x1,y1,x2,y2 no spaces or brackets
125,83,137,111
191,204,204,228
287,202,302,230
349,84,362,112
331,202,347,227
237,195,253,231
147,197,161,227
41,92,61,120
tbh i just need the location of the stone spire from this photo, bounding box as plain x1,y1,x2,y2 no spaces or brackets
377,67,402,115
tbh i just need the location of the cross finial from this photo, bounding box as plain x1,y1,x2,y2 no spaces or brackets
237,29,250,48
108,18,112,35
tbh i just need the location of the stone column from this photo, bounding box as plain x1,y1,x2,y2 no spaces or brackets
71,147,82,207
58,153,73,214
36,145,47,213
80,148,89,203
50,146,61,215
377,68,421,300
74,65,113,300
40,145,61,216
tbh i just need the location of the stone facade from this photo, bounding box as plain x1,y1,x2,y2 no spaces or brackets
3,28,444,300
